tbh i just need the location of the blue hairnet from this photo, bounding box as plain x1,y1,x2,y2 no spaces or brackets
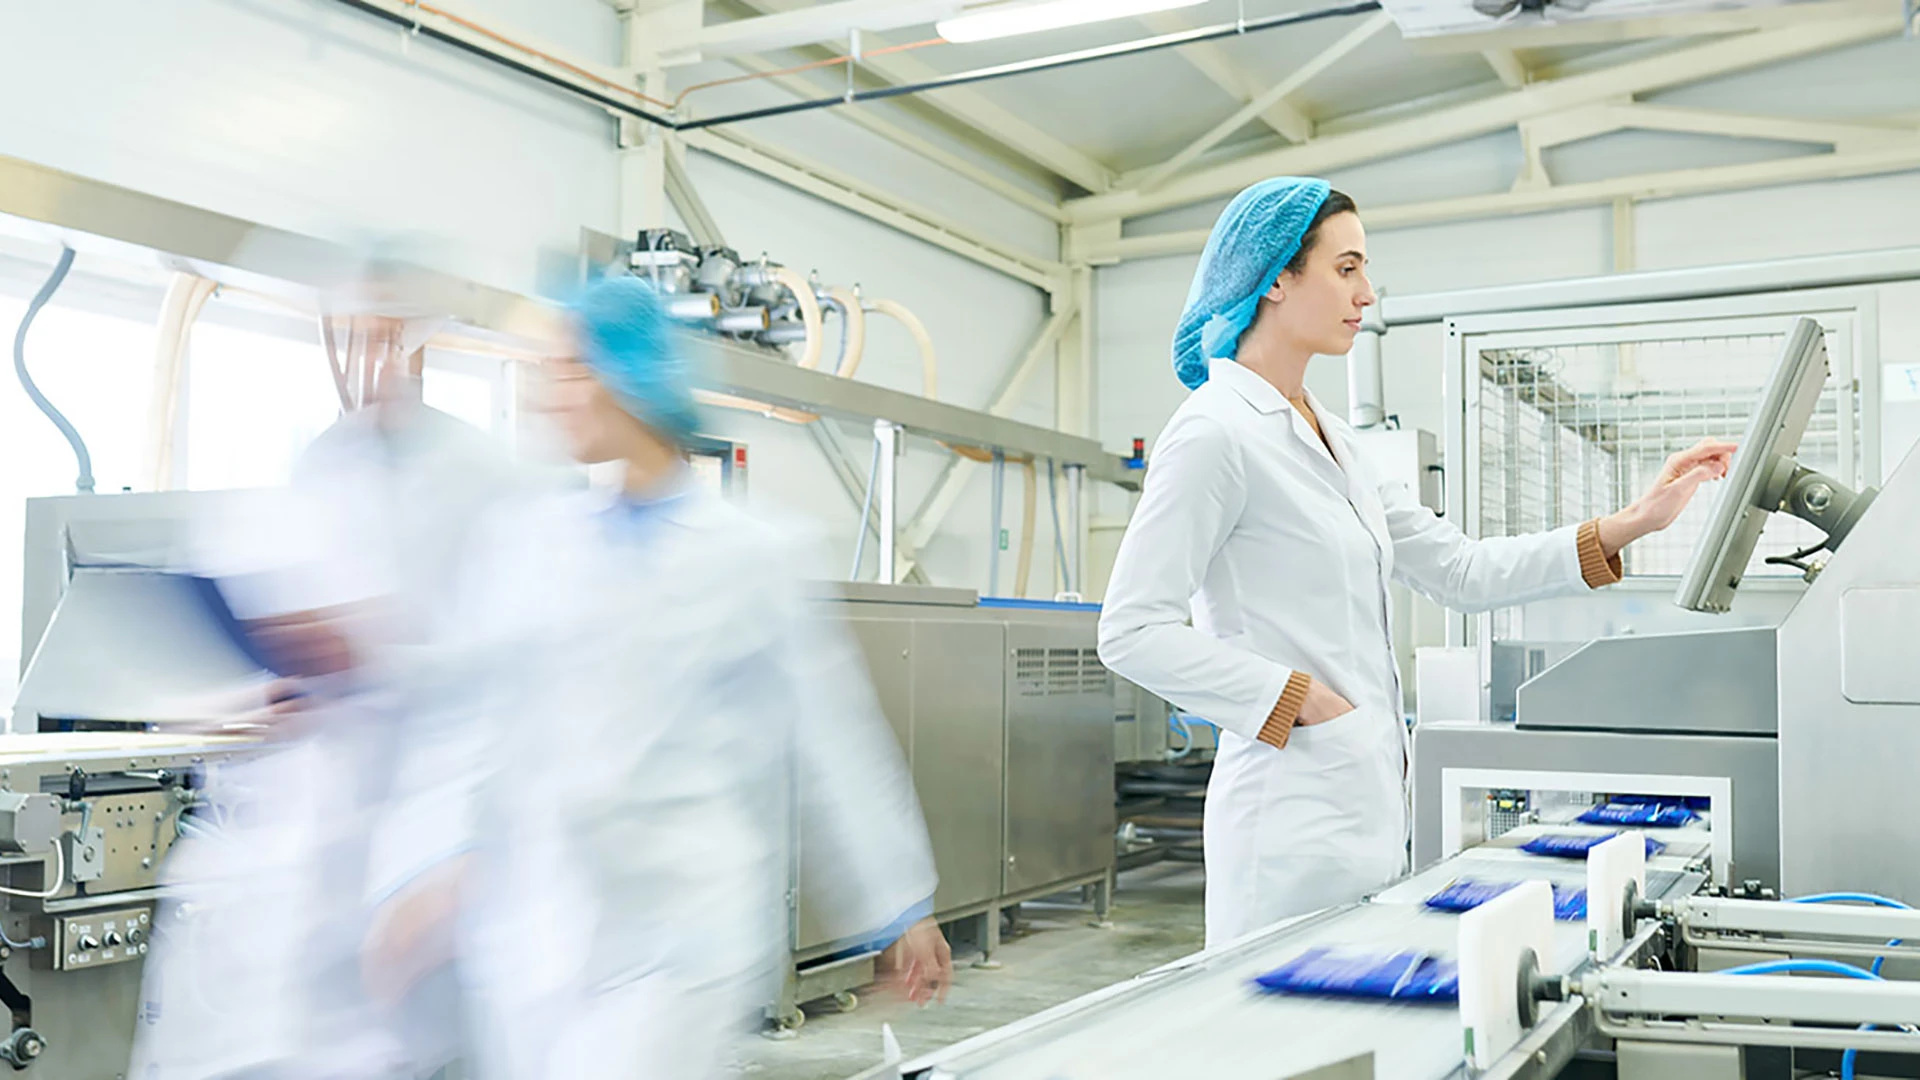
1172,177,1331,390
573,275,701,444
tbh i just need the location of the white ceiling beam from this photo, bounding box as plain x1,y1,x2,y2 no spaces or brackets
679,128,1069,292
1130,11,1395,193
721,53,1068,222
1602,103,1920,153
1077,140,1920,262
1482,48,1528,89
729,0,1117,194
672,1,957,62
1403,0,1895,53
1066,13,1903,225
1137,11,1314,143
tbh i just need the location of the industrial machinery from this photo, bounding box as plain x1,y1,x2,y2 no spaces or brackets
781,585,1116,1027
864,316,1920,1078
3,500,260,1078
1415,316,1907,899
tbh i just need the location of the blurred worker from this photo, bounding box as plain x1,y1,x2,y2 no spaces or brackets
1097,177,1735,947
132,314,524,1080
361,275,947,1080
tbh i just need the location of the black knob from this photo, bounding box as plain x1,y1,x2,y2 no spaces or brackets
75,936,98,952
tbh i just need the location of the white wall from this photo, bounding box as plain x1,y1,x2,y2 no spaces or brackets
0,0,1077,604
0,0,626,297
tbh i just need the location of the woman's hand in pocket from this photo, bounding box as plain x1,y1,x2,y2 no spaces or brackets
1297,679,1356,727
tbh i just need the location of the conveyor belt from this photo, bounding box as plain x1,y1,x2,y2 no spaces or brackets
888,846,1707,1080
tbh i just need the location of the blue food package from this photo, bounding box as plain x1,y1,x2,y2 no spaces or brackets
1252,947,1459,1002
1423,878,1588,921
1520,832,1666,859
1578,802,1696,828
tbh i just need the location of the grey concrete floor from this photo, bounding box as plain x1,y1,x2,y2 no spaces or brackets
735,862,1206,1080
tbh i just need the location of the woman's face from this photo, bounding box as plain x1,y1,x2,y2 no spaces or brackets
1264,211,1377,357
539,354,639,465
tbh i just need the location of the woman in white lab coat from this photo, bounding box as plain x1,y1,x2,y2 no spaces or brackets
359,276,949,1080
1097,178,1734,947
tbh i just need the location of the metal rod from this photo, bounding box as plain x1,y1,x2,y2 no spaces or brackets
676,1,1383,131
989,450,1005,597
874,420,901,584
1066,463,1085,597
1585,968,1920,1028
1595,1015,1920,1055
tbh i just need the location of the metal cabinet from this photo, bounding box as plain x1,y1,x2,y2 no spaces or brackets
1004,624,1116,895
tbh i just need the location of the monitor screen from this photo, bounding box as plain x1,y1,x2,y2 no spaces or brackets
1674,318,1830,614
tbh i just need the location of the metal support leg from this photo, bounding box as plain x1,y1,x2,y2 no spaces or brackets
1091,870,1114,929
874,419,901,584
974,907,1003,970
1065,463,1084,598
989,450,1005,597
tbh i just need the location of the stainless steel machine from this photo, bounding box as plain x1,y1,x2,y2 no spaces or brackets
6,500,260,1079
863,317,1920,1078
780,585,1117,1026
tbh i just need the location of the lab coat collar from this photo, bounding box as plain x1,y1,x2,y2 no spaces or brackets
1207,358,1291,415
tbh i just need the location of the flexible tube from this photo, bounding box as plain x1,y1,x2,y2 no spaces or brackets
0,920,42,951
865,300,938,400
1718,959,1882,980
824,286,866,379
1168,713,1193,761
0,843,66,900
147,274,218,490
851,436,881,581
771,267,824,372
1015,459,1036,598
13,247,94,493
1789,893,1915,909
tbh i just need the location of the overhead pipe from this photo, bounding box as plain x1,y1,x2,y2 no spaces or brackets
146,273,219,491
864,299,939,401
327,0,1381,134
769,266,824,371
822,286,867,379
674,1,1385,131
12,247,94,493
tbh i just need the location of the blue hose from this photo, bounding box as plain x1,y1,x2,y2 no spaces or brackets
1789,892,1914,910
1722,958,1885,1079
1742,897,1916,1080
12,246,95,493
1717,959,1882,980
1167,713,1193,761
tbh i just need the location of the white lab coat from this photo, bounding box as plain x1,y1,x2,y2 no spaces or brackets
1099,358,1597,946
132,405,524,1080
368,483,938,1080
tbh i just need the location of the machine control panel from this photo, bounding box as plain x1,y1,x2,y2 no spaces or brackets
40,907,150,971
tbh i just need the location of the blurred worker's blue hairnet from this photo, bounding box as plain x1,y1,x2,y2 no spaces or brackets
573,275,701,444
1172,177,1331,390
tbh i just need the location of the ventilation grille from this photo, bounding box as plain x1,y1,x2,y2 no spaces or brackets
1015,647,1109,697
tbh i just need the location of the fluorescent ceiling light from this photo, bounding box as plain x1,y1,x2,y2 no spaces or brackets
936,0,1209,43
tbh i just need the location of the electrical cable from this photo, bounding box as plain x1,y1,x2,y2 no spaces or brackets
0,843,66,900
0,922,42,951
13,247,95,493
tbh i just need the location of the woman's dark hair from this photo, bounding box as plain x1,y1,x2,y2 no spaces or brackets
1283,190,1358,274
